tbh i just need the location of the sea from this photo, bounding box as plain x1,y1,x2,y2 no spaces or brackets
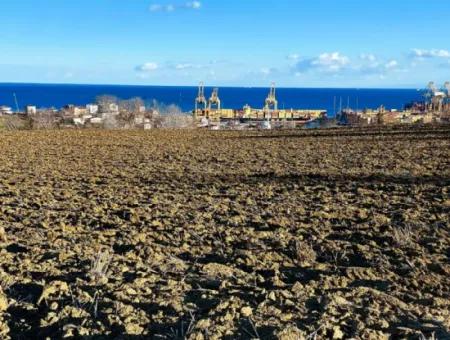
0,83,425,117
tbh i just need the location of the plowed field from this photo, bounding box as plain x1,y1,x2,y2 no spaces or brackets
0,126,449,339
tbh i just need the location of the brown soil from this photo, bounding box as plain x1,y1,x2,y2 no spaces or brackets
0,126,449,339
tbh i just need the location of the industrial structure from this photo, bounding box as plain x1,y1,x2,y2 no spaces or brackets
195,82,207,112
193,83,326,125
264,83,278,111
208,88,221,111
337,81,450,126
425,81,450,112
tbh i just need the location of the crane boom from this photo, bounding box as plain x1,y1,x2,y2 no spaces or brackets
13,93,19,113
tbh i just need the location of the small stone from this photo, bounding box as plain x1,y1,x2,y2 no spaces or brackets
241,306,252,317
196,319,211,329
125,323,144,335
380,319,389,329
334,296,349,306
0,291,8,312
332,326,344,339
277,326,305,340
268,291,276,301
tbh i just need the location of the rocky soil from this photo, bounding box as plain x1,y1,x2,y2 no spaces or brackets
0,126,449,339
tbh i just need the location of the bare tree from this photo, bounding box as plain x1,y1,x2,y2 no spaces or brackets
117,97,145,128
148,100,193,129
96,95,119,113
29,110,60,129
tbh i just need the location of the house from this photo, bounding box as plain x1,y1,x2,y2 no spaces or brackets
25,105,37,115
0,106,13,115
62,105,87,118
86,104,99,115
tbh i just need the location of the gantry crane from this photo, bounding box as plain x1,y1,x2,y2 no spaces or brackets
444,81,450,111
195,82,207,112
425,82,441,111
264,82,278,111
208,88,221,111
443,81,450,98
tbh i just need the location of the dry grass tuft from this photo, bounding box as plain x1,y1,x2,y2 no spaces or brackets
89,249,112,285
293,240,317,265
392,225,414,247
0,227,7,243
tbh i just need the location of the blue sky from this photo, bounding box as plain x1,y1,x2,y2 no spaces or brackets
0,0,449,88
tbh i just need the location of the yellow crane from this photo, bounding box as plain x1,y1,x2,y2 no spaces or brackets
208,88,221,111
195,82,207,112
264,82,278,111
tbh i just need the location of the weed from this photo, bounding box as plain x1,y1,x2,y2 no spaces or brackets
392,225,414,247
0,227,7,243
293,240,317,265
89,248,111,285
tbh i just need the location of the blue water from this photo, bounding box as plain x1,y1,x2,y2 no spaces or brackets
0,83,424,117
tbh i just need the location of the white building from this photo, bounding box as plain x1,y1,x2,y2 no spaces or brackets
86,104,99,115
0,106,13,115
25,105,37,115
90,117,103,125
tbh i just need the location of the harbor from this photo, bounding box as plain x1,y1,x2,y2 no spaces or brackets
0,82,449,130
193,82,327,128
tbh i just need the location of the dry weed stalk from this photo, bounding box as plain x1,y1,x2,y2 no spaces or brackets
89,248,112,285
0,227,7,243
419,332,436,340
294,240,317,265
392,225,414,247
170,311,196,339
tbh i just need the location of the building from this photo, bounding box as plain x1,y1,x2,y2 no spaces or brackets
25,105,37,115
86,104,99,115
0,106,13,115
63,105,88,117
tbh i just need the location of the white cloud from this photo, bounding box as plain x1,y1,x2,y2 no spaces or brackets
295,52,350,74
136,62,159,72
308,52,350,72
356,56,400,76
293,51,404,78
360,53,377,63
175,63,193,70
149,4,163,12
185,1,201,9
175,63,203,70
260,67,278,77
287,53,300,61
385,60,398,69
412,48,450,59
150,1,201,12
